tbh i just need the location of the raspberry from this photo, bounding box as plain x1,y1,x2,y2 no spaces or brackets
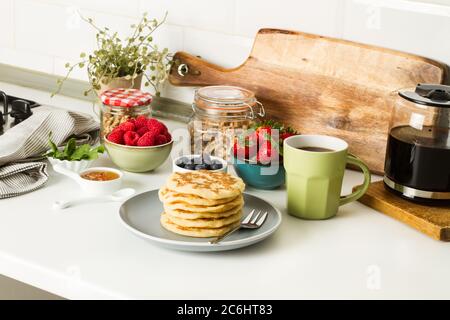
107,129,124,145
137,132,157,147
123,131,139,146
136,126,149,137
155,134,168,145
147,118,168,135
135,115,149,129
118,121,136,132
164,132,172,142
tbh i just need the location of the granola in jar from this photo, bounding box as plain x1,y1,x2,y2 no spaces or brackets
188,86,265,161
100,88,152,140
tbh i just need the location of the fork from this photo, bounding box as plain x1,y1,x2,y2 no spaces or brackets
209,209,268,244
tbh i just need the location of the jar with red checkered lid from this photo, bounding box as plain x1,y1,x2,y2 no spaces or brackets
100,88,153,139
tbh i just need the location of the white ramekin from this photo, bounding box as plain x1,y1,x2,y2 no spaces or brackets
48,157,94,173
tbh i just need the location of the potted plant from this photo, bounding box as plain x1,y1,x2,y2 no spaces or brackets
52,12,172,98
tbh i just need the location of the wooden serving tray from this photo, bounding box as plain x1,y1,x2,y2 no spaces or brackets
358,181,450,241
169,28,448,174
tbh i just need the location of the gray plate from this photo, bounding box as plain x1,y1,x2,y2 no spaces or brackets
119,190,282,252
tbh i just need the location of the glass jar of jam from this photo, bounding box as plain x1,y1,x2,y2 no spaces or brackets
100,88,152,140
188,86,265,160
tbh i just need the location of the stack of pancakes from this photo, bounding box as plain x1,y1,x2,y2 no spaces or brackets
159,170,245,237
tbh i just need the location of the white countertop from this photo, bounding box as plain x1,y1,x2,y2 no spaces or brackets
0,82,449,300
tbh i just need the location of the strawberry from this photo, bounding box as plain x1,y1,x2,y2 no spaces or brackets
136,126,149,137
137,132,156,146
123,131,140,146
107,129,124,145
233,140,246,158
257,141,279,164
280,132,295,141
256,126,272,141
118,121,136,132
135,115,148,129
233,132,257,160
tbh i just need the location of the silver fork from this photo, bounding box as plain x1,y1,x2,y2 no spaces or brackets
209,209,268,244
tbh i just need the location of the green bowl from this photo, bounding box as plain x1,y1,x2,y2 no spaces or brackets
104,138,173,173
232,156,285,190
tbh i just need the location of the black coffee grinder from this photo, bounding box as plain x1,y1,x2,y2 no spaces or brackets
384,84,450,204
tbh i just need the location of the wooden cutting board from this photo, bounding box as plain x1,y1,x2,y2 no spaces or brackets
357,181,450,241
169,28,448,174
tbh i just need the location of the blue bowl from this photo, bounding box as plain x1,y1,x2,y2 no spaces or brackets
232,156,285,190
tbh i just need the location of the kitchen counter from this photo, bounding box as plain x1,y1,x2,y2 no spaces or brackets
0,82,448,300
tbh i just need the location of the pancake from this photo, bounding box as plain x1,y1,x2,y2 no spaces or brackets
165,171,245,200
163,203,243,220
160,214,240,238
159,186,238,206
165,211,242,229
163,195,243,213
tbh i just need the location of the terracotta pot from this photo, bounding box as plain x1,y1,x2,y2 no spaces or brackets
95,73,143,96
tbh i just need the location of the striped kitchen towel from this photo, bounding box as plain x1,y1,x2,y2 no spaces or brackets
0,106,99,199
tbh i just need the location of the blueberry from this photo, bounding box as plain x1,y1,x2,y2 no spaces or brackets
210,163,223,170
176,157,190,165
184,163,196,170
192,156,202,165
195,164,208,170
203,153,212,164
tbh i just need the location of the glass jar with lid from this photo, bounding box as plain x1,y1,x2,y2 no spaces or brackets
100,88,152,140
188,85,265,160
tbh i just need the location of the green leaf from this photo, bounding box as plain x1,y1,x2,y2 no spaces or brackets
49,134,57,152
63,138,77,158
86,145,105,160
70,144,90,160
80,52,86,58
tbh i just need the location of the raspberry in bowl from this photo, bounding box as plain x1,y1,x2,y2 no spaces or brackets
104,116,173,172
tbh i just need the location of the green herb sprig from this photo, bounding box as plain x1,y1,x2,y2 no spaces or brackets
45,134,104,161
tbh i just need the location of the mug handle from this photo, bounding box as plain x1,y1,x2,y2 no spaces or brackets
339,154,371,206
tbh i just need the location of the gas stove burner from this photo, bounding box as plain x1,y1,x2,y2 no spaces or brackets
0,91,40,134
10,100,33,124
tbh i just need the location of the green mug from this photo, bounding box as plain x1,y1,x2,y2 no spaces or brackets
284,135,371,220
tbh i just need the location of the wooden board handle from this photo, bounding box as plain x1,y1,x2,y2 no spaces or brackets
169,52,230,87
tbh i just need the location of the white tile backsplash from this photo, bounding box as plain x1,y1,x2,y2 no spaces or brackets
235,0,344,38
53,56,89,81
1,0,450,103
152,24,184,54
139,0,235,34
41,0,140,18
0,48,53,73
343,0,450,65
0,0,14,49
184,28,253,68
15,0,96,59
